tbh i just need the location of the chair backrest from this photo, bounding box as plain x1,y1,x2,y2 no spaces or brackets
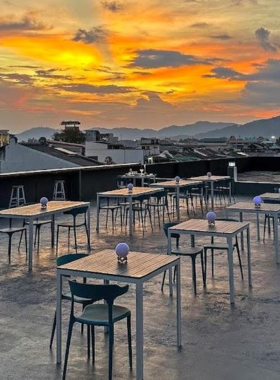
56,253,89,267
215,217,238,222
163,222,180,244
135,194,151,203
68,279,129,305
263,199,280,204
64,206,88,217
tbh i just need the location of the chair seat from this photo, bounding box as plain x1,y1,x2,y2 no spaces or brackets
0,227,26,234
57,221,85,228
63,292,93,304
171,246,203,256
25,220,52,226
100,205,121,210
204,243,231,250
76,304,131,325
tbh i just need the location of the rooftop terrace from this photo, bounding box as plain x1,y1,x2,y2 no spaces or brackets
1,195,280,380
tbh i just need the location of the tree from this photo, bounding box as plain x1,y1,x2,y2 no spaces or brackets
52,129,85,144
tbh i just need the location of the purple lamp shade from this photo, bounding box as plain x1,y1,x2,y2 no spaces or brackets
40,197,48,206
115,243,130,258
207,172,212,178
127,183,133,192
175,176,180,183
206,211,216,223
278,188,280,194
253,196,262,205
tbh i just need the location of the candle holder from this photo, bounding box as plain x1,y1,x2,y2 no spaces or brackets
40,197,48,210
127,183,133,193
207,172,212,178
253,196,262,208
175,176,180,184
115,243,129,265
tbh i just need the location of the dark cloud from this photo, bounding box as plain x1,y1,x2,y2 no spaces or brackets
128,49,218,69
0,72,33,85
102,1,123,12
255,27,277,53
35,69,73,80
203,67,245,80
57,83,135,94
9,65,41,69
73,26,107,44
190,22,210,28
0,13,49,32
210,34,232,40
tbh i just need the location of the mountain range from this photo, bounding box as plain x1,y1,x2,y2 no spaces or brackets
14,115,280,142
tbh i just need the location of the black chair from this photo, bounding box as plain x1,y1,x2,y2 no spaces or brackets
263,199,280,241
0,219,27,263
63,280,132,380
126,193,153,231
203,218,243,279
56,206,90,253
19,218,53,252
98,198,122,230
49,253,91,349
149,190,171,227
161,222,205,295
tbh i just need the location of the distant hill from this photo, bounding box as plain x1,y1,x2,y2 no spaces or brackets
16,127,58,142
194,115,280,139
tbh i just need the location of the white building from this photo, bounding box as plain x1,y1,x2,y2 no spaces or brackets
85,130,144,164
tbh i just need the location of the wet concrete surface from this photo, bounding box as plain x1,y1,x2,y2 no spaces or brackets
1,196,280,380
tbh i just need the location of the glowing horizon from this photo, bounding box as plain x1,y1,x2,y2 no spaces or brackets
0,0,280,132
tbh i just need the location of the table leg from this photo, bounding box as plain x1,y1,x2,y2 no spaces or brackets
168,229,173,296
246,227,252,287
56,271,62,363
136,283,144,380
191,234,195,248
227,236,235,304
256,213,260,240
211,181,214,210
87,205,91,249
51,214,55,248
176,186,180,221
239,212,244,250
28,218,34,271
176,261,182,347
229,182,232,203
129,196,133,236
96,195,100,232
273,213,279,264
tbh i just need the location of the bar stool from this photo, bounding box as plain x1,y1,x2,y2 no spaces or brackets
9,185,26,208
53,180,66,201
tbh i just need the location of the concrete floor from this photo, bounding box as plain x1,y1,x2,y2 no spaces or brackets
1,197,280,380
238,171,280,183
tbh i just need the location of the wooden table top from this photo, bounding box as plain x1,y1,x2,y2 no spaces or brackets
169,219,249,235
227,201,280,212
150,180,202,188
259,193,280,200
120,173,156,178
98,187,163,197
58,249,179,279
0,201,89,218
189,175,230,182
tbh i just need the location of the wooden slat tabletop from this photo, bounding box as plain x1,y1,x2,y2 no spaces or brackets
227,201,280,212
58,250,178,279
189,175,230,182
259,193,280,200
150,180,202,188
0,201,89,218
169,219,249,235
98,187,164,197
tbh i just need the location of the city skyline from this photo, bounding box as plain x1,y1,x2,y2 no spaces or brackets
0,0,280,132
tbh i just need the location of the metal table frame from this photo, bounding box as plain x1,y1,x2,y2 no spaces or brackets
56,252,181,380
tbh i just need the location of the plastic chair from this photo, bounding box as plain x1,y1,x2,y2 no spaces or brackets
56,206,90,253
0,219,27,263
203,218,243,279
125,193,153,231
263,198,280,241
19,218,53,252
49,253,91,349
149,190,171,227
98,198,122,230
62,280,132,380
161,222,205,295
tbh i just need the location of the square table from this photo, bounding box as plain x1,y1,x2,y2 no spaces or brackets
0,201,91,271
96,187,163,235
118,173,156,187
259,193,280,202
227,201,280,263
189,176,231,210
150,180,202,220
56,250,181,380
168,219,251,304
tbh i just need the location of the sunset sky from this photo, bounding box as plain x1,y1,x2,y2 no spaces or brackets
0,0,280,132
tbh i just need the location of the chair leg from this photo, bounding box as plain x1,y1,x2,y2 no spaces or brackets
263,215,267,241
91,325,95,364
36,225,41,251
87,325,91,360
161,270,166,291
204,249,208,280
127,315,133,369
109,325,114,380
24,229,28,257
201,252,206,288
73,226,78,253
62,320,74,380
85,222,90,249
191,256,197,296
50,311,56,349
211,249,214,277
235,242,244,280
18,230,24,251
56,225,60,253
67,227,70,250
8,234,12,264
